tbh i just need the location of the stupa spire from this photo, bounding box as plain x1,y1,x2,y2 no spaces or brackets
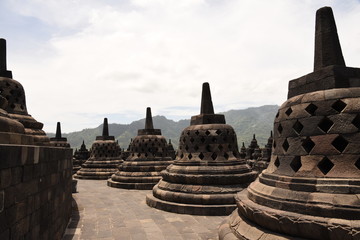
0,39,12,78
102,118,109,137
200,82,214,114
314,6,345,71
55,122,62,139
145,107,154,129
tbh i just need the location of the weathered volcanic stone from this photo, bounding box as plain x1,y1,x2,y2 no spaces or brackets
107,107,174,189
0,38,72,239
146,83,257,216
0,39,48,145
72,140,90,174
219,7,360,240
75,118,122,180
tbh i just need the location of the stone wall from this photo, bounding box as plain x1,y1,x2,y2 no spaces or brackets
0,144,73,239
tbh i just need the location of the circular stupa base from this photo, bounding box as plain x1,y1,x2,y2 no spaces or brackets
219,189,360,240
74,172,114,180
107,179,156,190
146,194,236,216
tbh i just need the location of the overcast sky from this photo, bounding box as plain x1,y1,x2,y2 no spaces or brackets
0,0,359,133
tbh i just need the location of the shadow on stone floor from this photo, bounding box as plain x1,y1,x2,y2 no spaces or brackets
62,196,81,240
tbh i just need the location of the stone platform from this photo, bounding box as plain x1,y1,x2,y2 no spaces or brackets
63,179,225,240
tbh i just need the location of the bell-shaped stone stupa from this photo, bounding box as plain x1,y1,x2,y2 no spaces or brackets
73,140,90,174
0,39,49,145
146,83,257,215
75,118,122,179
108,107,174,189
219,7,360,240
50,122,70,148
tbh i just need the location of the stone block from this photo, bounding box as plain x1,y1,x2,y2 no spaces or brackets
0,168,11,189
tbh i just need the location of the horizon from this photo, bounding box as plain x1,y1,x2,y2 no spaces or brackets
47,104,279,134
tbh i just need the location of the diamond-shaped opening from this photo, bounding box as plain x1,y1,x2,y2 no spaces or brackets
278,124,283,134
182,137,186,143
195,130,200,135
332,100,347,113
188,153,192,159
180,153,184,158
187,131,191,135
292,120,304,134
218,144,223,151
216,129,222,135
282,139,289,152
206,145,211,152
305,103,318,116
331,135,348,153
211,152,217,160
317,157,334,175
275,111,279,118
302,137,315,154
224,152,229,159
290,156,302,172
200,137,206,143
199,152,204,160
194,145,199,151
185,145,189,151
318,117,334,133
274,157,280,167
355,158,360,170
205,130,211,136
145,153,148,157
212,137,217,143
190,137,195,143
285,107,293,116
352,114,360,129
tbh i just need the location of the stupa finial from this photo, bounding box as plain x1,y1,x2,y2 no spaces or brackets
0,38,12,78
314,6,345,71
102,118,109,137
55,122,62,139
200,82,214,114
145,107,154,130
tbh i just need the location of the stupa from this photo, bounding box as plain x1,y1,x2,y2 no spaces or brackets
49,122,70,148
72,140,90,174
107,107,174,189
252,131,273,173
0,39,49,145
75,118,122,179
166,139,176,160
146,83,257,215
219,7,360,239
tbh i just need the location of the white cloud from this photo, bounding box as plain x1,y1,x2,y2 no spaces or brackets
3,0,360,133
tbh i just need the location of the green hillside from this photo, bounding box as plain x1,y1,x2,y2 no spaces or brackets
47,105,278,151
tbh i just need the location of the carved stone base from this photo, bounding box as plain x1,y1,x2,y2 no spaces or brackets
219,190,360,240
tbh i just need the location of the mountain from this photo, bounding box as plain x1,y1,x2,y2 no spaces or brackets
47,105,279,151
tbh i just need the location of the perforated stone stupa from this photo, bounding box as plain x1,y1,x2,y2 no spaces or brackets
219,7,360,239
146,83,257,215
0,39,49,145
107,107,174,189
73,140,90,174
75,118,122,179
49,122,70,148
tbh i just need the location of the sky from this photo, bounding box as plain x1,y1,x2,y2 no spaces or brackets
0,0,359,133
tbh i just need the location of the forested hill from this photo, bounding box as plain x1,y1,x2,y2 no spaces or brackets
47,105,279,151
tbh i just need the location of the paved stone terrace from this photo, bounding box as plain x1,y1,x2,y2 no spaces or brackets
62,179,225,240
